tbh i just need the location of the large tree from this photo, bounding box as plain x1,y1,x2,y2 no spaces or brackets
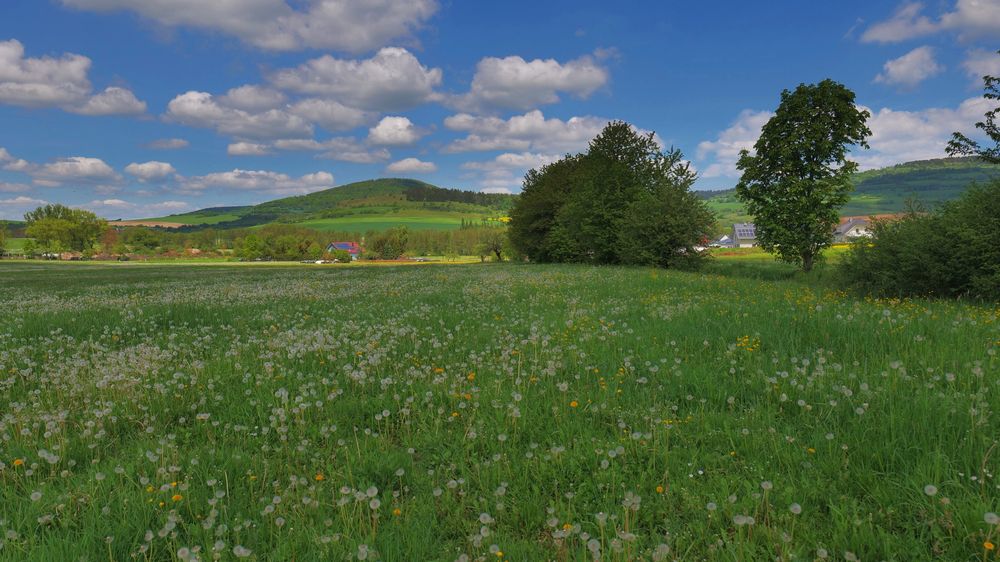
947,50,1000,163
24,204,107,252
509,121,713,268
736,79,871,272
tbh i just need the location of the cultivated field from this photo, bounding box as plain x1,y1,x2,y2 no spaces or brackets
0,263,997,560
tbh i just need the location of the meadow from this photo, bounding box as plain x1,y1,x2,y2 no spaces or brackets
0,262,997,560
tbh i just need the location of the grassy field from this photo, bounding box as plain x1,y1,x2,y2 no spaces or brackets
294,211,483,232
0,262,997,560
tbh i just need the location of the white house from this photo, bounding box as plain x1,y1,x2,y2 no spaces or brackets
731,223,757,248
834,218,872,242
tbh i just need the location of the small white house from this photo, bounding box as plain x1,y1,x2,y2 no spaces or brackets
834,218,872,242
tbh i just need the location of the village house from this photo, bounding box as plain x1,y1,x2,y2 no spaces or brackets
731,223,757,248
325,241,361,261
834,217,872,242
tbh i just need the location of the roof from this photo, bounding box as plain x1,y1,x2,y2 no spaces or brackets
732,223,756,239
834,217,870,235
326,241,361,253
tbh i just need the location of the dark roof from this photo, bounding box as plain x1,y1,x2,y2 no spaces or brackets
834,218,870,235
326,241,361,253
733,223,756,239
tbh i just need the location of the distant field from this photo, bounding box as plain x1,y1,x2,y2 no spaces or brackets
294,211,480,232
4,237,29,252
141,212,244,226
0,262,996,560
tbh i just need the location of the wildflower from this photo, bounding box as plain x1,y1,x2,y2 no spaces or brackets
569,400,579,408
985,512,999,525
923,484,938,496
984,541,995,551
12,459,24,467
314,473,325,482
392,508,401,516
172,494,183,502
789,503,802,515
655,485,664,494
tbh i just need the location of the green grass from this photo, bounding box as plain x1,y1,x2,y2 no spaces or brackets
295,210,484,232
0,263,997,560
4,237,29,251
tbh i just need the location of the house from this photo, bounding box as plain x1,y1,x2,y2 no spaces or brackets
710,234,732,248
834,217,872,242
325,241,361,260
731,223,757,248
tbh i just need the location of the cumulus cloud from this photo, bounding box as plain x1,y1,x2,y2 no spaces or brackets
288,98,371,132
444,110,608,153
269,47,442,112
0,39,145,115
368,116,424,146
145,138,189,150
219,85,286,112
0,181,30,193
124,160,177,182
696,97,994,182
182,169,334,195
962,48,1000,84
165,90,313,140
32,156,121,186
227,142,272,156
271,137,391,163
862,1,1000,43
451,54,608,112
695,110,774,179
0,196,48,219
385,157,436,174
83,198,192,219
461,152,560,191
61,0,438,52
874,46,943,87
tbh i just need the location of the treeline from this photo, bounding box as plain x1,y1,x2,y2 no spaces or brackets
404,185,514,209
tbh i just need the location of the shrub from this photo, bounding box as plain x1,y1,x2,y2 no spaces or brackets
840,179,1000,300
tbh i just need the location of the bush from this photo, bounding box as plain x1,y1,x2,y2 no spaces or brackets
840,180,1000,300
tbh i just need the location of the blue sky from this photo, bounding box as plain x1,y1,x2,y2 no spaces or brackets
1,0,998,220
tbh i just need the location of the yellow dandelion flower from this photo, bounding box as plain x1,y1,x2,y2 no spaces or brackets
656,485,664,494
467,372,476,381
392,508,402,516
985,541,995,551
569,400,579,408
171,494,183,502
12,458,24,467
315,473,325,482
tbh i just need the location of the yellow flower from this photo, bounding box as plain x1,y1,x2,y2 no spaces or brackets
314,473,325,482
392,508,402,516
656,485,664,494
495,551,503,558
569,400,579,408
807,447,816,454
12,458,24,467
986,541,995,551
171,494,183,502
451,411,459,418
467,372,476,381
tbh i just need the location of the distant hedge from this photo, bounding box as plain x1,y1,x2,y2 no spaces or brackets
840,179,1000,300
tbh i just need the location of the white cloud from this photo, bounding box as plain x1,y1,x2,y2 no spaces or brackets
71,86,147,115
0,196,48,219
695,110,773,179
145,138,189,150
83,198,192,219
461,152,560,191
165,90,313,140
386,157,436,174
874,46,943,87
0,39,145,115
0,181,30,192
182,169,334,195
269,47,442,112
862,1,1000,43
451,54,608,112
962,48,1000,84
696,97,994,181
219,85,286,112
271,137,391,163
124,160,177,182
61,0,438,52
227,142,272,156
444,110,608,153
368,116,423,146
32,156,120,186
288,98,371,132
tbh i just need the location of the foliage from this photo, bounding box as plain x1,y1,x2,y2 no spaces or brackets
23,204,107,252
0,263,996,559
369,226,409,259
0,220,6,254
475,228,507,262
736,79,871,272
840,179,1000,300
948,50,1000,163
509,121,714,267
330,249,353,263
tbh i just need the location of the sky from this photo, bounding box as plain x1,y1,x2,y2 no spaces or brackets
0,0,998,220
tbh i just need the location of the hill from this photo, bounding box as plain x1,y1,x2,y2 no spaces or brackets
704,157,1000,231
141,178,516,232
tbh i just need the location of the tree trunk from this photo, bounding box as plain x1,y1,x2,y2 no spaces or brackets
802,252,814,273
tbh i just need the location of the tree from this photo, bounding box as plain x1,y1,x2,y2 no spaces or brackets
736,79,871,272
239,234,266,260
478,228,506,262
369,227,409,260
508,120,712,268
23,204,106,252
947,50,1000,163
0,220,7,255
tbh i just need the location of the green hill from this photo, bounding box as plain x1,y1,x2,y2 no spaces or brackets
147,178,516,232
703,157,1000,231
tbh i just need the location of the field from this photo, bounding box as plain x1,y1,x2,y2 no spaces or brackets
294,210,483,232
0,262,998,560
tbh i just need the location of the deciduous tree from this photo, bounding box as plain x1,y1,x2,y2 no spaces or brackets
736,79,871,272
947,50,1000,163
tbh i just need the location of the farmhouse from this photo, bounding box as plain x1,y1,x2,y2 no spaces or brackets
834,217,872,242
731,223,757,248
326,241,361,260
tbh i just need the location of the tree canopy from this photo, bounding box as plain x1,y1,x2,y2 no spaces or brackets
947,50,1000,164
736,79,871,272
24,204,106,252
508,121,714,269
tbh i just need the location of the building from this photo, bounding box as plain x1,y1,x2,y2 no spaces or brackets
834,217,872,242
325,241,361,260
731,223,757,248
